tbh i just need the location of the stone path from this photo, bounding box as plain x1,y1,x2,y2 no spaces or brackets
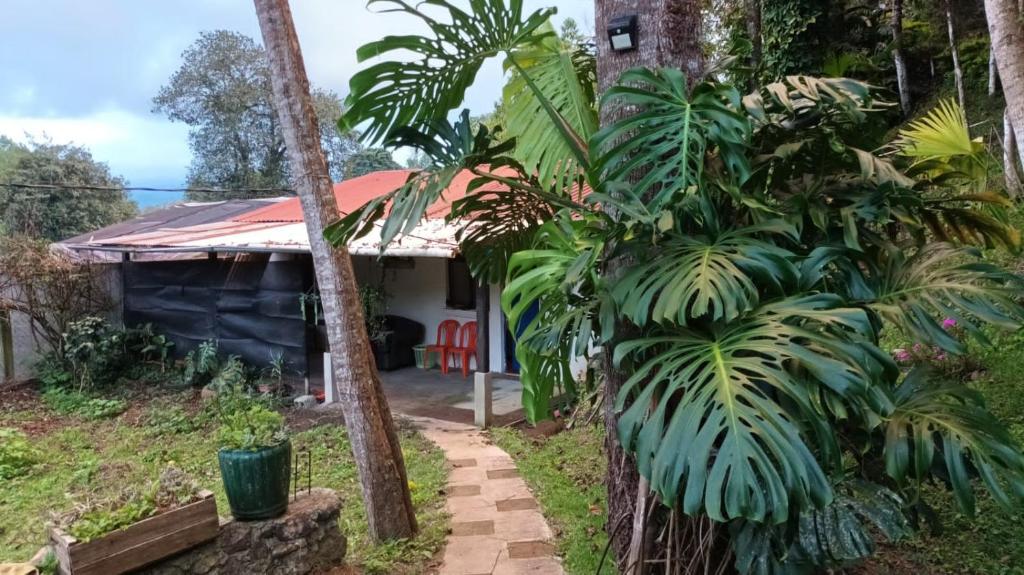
413,417,564,575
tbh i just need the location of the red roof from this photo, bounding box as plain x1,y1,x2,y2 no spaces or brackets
234,169,504,223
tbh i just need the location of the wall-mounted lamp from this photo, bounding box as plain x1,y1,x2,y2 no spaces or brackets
607,15,638,52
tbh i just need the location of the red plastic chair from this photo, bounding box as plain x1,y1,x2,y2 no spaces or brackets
447,321,477,377
426,320,459,372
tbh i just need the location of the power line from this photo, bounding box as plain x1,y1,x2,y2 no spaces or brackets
0,182,296,195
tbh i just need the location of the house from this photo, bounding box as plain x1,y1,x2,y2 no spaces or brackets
56,170,524,426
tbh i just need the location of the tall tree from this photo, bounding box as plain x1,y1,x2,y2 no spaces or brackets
945,0,966,109
343,148,401,179
0,140,137,241
986,0,1024,171
153,30,360,200
252,0,418,540
747,0,762,87
892,0,912,114
595,0,706,570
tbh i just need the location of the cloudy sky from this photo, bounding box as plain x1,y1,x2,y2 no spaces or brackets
0,0,593,206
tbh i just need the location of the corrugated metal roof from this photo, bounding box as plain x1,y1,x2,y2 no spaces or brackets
235,169,506,223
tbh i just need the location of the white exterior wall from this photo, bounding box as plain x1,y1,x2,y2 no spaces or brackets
352,256,507,372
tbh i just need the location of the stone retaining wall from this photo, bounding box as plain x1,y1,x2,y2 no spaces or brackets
139,488,346,575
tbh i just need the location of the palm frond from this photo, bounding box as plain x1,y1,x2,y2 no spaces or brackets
867,243,1024,352
884,369,1024,514
341,0,553,143
894,98,978,161
614,295,886,522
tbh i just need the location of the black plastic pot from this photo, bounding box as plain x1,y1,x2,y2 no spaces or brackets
218,440,292,520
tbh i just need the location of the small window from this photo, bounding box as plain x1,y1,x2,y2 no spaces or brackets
446,257,476,310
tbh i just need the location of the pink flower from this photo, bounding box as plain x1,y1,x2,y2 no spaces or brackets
893,349,911,362
935,353,947,361
942,318,957,329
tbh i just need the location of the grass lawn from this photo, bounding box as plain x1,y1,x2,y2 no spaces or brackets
0,385,448,574
489,424,613,575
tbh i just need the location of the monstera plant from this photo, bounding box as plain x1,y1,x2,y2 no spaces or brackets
328,0,1024,572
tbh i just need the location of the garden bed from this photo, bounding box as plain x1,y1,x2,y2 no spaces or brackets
0,383,448,574
49,490,217,575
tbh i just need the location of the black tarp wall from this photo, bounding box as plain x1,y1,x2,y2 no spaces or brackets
123,255,313,374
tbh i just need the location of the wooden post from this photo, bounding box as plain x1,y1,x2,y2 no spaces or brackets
474,283,492,428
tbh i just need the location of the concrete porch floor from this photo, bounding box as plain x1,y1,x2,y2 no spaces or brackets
309,364,526,426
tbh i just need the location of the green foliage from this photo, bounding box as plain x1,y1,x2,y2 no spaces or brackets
340,0,555,143
67,496,156,542
760,0,824,81
144,402,203,436
342,147,400,179
490,425,612,575
182,339,219,387
153,30,359,197
360,285,390,344
42,388,127,420
334,2,1024,572
0,140,136,241
44,317,175,390
216,404,287,451
0,428,38,480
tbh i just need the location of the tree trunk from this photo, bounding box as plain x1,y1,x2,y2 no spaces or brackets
989,44,999,97
892,0,912,115
595,1,704,572
946,0,966,109
986,0,1024,158
1004,110,1022,198
252,0,418,541
747,0,762,90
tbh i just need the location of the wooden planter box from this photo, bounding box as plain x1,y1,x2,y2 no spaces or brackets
49,490,218,575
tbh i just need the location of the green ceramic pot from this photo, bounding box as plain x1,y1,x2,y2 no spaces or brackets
218,440,291,520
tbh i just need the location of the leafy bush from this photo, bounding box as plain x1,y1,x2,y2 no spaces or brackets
217,404,287,451
40,317,177,390
42,388,127,420
207,355,250,393
182,339,219,387
144,402,203,436
0,428,38,480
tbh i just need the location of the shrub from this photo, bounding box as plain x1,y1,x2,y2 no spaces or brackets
0,428,38,479
144,402,204,436
182,340,219,387
217,405,287,451
42,388,127,420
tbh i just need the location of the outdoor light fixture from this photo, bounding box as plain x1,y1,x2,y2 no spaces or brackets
607,14,638,52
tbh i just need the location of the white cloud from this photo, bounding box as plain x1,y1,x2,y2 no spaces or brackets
0,109,191,186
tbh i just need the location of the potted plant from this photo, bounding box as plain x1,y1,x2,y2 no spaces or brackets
49,467,217,575
217,404,291,520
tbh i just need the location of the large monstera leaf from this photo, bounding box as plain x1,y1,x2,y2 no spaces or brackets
502,215,605,421
867,243,1024,353
592,68,751,213
341,0,553,143
884,369,1024,514
732,480,911,575
613,221,799,328
614,295,886,523
503,23,596,189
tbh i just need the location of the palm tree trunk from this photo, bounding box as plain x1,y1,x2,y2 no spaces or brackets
252,0,418,541
1004,111,1022,198
986,0,1024,158
946,0,966,109
892,0,912,115
596,1,708,571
